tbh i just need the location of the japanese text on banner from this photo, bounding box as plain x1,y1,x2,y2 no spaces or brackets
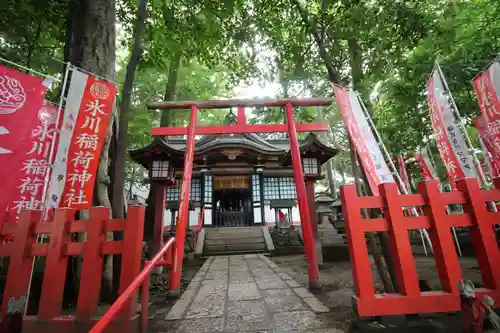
60,76,116,210
428,72,465,188
0,65,48,222
10,104,60,218
473,61,500,157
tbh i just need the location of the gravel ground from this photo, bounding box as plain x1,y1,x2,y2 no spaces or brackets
270,253,485,332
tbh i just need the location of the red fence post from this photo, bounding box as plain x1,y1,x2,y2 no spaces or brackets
38,208,74,320
418,180,462,294
379,183,419,296
76,207,108,320
169,105,198,295
340,185,375,299
118,205,146,325
458,178,500,290
284,102,320,289
1,210,40,314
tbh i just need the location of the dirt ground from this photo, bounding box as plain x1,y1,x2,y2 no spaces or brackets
270,253,485,332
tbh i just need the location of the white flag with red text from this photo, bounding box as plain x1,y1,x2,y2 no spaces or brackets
334,85,394,194
428,69,477,186
47,67,116,210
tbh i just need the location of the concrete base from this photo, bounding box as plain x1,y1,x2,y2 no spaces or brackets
166,288,181,299
308,278,322,291
315,239,323,265
194,229,205,258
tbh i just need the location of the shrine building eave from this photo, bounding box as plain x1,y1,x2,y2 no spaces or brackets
279,133,338,166
129,137,185,169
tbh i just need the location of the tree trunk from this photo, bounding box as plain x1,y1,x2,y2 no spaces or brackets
67,0,117,302
291,0,342,85
350,145,395,293
160,52,182,126
26,18,43,68
111,0,148,219
144,54,182,254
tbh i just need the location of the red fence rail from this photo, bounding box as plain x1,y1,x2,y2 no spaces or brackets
340,178,500,316
90,236,175,333
0,206,145,333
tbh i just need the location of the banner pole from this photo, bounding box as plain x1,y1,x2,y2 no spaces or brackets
356,93,434,254
41,63,72,214
435,62,489,187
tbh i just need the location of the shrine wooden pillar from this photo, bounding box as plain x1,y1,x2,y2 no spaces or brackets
284,102,321,289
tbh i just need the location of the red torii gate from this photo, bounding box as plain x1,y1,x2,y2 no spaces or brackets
148,97,332,292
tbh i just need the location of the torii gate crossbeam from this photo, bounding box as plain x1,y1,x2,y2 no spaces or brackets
149,98,333,293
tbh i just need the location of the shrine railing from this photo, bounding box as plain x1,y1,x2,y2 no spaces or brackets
0,206,145,333
340,178,500,316
90,236,175,333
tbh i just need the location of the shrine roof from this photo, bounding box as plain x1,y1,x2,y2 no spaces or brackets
129,132,338,168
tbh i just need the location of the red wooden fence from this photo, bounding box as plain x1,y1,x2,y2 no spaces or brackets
340,178,500,317
0,206,145,333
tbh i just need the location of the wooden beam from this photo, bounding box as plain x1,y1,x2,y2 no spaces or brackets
147,97,334,110
151,123,329,136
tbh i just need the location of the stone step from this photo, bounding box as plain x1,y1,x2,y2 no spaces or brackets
204,242,267,253
204,237,265,246
204,242,266,251
205,229,263,240
203,249,267,256
205,227,262,233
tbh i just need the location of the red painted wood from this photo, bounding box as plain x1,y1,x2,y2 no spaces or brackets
68,220,87,233
379,183,420,296
170,106,198,291
147,97,334,109
1,210,40,314
118,206,146,325
0,222,18,235
90,237,174,333
30,243,49,256
34,222,53,234
458,178,500,290
151,122,329,136
103,218,126,232
76,207,108,320
101,241,124,255
342,178,500,317
237,106,246,124
340,185,375,298
285,102,320,285
418,180,462,294
39,208,74,320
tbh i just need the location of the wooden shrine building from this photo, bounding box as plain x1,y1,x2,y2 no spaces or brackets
129,112,338,229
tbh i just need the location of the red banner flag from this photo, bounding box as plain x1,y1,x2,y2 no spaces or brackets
48,69,116,210
416,148,436,181
397,155,412,192
0,66,48,221
473,115,500,178
473,61,500,156
334,85,394,195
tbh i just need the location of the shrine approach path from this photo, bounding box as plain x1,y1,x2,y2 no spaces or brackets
159,254,342,332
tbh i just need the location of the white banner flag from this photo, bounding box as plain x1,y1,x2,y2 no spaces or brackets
334,86,394,194
430,69,477,179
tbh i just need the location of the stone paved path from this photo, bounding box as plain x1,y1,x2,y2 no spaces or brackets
162,254,342,333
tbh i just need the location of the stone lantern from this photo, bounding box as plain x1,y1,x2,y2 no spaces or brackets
315,193,343,246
